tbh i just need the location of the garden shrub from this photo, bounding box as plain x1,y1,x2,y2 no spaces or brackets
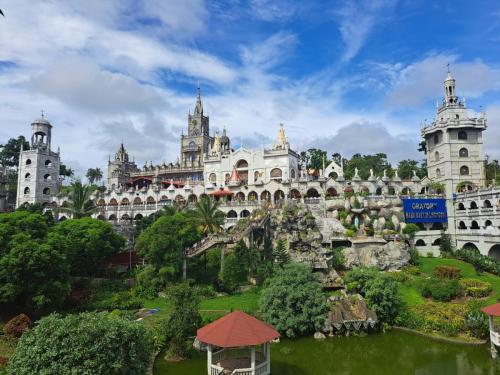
420,278,461,302
426,252,434,258
344,267,380,294
458,279,492,298
7,312,151,375
260,263,327,338
465,309,489,339
90,291,142,311
406,302,467,336
387,271,410,283
455,247,500,275
133,264,171,299
330,247,345,271
433,265,461,279
364,276,403,324
408,248,421,266
219,253,247,293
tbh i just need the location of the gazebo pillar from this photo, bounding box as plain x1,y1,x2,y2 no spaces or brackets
488,316,498,359
207,344,213,374
251,346,256,373
266,342,271,373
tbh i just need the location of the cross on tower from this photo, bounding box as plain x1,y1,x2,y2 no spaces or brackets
41,109,45,118
447,63,450,73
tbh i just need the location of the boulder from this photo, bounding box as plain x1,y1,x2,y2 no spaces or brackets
314,332,326,340
3,313,32,338
342,240,410,271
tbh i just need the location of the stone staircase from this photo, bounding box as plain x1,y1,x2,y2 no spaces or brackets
185,212,270,258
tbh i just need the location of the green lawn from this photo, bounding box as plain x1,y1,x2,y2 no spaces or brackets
399,257,500,307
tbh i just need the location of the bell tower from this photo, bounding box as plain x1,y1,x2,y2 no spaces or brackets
16,114,61,207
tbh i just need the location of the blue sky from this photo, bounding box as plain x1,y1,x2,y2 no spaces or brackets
0,0,499,176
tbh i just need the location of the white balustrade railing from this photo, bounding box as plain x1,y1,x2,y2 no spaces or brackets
491,330,500,346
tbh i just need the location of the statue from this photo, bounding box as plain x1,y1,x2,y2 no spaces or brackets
395,169,399,178
370,168,374,178
354,167,359,177
354,216,360,230
212,131,221,154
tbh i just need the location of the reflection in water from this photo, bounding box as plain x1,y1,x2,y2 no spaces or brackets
154,330,498,375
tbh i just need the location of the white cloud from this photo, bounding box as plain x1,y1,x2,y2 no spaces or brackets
30,58,166,114
386,54,500,107
484,104,500,160
335,0,397,62
250,0,301,22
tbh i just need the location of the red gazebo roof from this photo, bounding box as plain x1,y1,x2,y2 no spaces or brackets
196,310,280,348
481,303,500,317
208,189,234,197
229,167,241,182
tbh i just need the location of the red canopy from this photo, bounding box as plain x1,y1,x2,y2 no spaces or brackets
229,167,241,183
208,189,234,197
197,310,280,348
481,303,500,317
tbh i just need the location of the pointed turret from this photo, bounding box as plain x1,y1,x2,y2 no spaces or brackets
194,83,203,115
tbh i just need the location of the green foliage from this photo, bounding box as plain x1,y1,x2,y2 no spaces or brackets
260,263,327,338
133,264,170,299
273,239,290,268
438,232,454,257
408,248,421,266
402,223,419,237
364,276,403,324
344,267,381,295
48,217,125,277
86,167,103,184
454,247,500,276
0,136,29,168
158,283,201,359
300,148,328,171
433,265,461,279
7,312,151,375
343,153,393,180
58,163,74,179
396,159,427,180
136,212,201,273
57,180,97,218
330,247,345,270
465,305,490,339
0,211,49,252
0,235,70,313
219,253,247,293
190,196,225,234
458,279,492,298
90,290,142,311
420,278,461,302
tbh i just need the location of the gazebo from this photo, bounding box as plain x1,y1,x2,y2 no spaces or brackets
196,310,280,375
481,303,500,358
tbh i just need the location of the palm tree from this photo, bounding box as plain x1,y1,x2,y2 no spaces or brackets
86,168,103,184
58,180,98,218
191,196,225,235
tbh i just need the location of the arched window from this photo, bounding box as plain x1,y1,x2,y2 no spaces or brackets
434,151,439,162
227,210,237,218
23,187,30,195
458,221,466,229
459,148,468,157
458,203,465,210
25,173,31,180
44,173,51,181
485,220,492,227
109,198,118,206
289,189,301,199
415,239,426,247
326,187,338,197
209,173,216,183
484,200,492,208
471,220,480,229
470,201,478,209
458,131,468,140
306,188,319,198
26,159,32,165
248,191,258,201
455,114,459,119
433,134,439,145
270,168,282,179
236,159,248,168
235,192,245,201
146,196,156,204
97,199,106,207
436,168,441,178
460,165,469,175
133,197,142,206
121,198,129,206
43,187,50,195
291,169,296,179
45,160,52,166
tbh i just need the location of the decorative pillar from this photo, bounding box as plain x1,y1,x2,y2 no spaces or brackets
207,344,212,374
489,315,498,358
251,346,256,373
266,342,271,373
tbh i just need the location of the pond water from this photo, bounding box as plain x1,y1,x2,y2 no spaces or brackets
154,330,499,375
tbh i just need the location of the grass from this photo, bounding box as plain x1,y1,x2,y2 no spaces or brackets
0,334,16,373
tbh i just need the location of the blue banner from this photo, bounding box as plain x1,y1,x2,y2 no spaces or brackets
402,198,448,223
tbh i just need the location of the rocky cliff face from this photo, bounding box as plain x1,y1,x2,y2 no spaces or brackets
342,239,411,271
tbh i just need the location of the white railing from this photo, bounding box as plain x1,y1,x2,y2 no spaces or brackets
210,364,224,375
491,330,500,346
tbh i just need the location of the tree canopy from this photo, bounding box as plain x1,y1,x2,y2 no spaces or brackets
48,217,125,276
190,196,225,234
0,136,29,168
7,312,151,375
260,263,327,337
86,167,103,184
136,212,201,275
58,180,98,218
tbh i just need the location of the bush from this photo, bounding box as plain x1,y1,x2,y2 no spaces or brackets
387,271,410,283
465,309,489,339
133,265,170,299
455,247,500,276
426,252,434,258
90,291,142,311
397,302,468,336
219,254,247,293
364,276,403,324
420,278,461,302
458,279,492,298
344,267,380,294
433,265,461,279
330,247,345,270
7,312,151,375
260,263,328,338
408,248,421,266
3,314,32,338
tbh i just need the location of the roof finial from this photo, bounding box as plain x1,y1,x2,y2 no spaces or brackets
447,63,450,73
41,109,45,119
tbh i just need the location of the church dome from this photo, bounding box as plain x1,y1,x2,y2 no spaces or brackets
32,117,51,126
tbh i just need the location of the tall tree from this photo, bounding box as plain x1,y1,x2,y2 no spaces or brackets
344,153,392,180
0,136,29,169
58,180,97,218
59,164,74,180
86,168,103,184
190,196,225,235
305,148,329,171
397,159,427,180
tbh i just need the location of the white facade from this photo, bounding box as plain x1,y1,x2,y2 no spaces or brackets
16,116,61,208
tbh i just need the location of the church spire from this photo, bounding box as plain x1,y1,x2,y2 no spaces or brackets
195,82,203,115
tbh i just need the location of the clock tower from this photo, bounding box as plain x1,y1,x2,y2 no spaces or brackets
180,85,212,168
